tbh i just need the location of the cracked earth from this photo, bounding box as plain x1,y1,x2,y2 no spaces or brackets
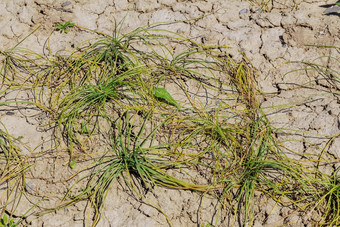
0,0,339,226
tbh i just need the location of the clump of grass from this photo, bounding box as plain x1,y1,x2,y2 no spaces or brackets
172,61,265,225
281,45,340,225
48,23,229,162
0,47,46,88
0,123,30,226
308,168,340,226
0,25,44,87
56,64,151,159
60,110,213,226
167,56,337,226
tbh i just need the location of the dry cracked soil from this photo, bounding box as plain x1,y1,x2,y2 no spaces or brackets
0,0,340,226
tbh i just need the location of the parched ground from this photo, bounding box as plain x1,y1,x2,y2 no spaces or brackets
0,0,339,226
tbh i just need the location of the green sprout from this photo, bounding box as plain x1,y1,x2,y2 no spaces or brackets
0,214,18,227
153,87,180,110
56,21,75,34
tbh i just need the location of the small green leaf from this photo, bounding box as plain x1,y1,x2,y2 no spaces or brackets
153,87,180,109
65,21,74,27
81,122,89,134
56,21,74,33
69,160,76,169
2,215,7,225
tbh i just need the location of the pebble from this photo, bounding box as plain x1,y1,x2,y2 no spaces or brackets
61,1,71,7
25,182,35,192
5,111,15,116
239,8,249,15
324,5,340,14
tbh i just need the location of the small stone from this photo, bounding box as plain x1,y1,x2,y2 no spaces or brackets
208,153,215,159
25,182,35,192
239,8,249,14
6,111,15,116
324,5,340,14
61,1,71,7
